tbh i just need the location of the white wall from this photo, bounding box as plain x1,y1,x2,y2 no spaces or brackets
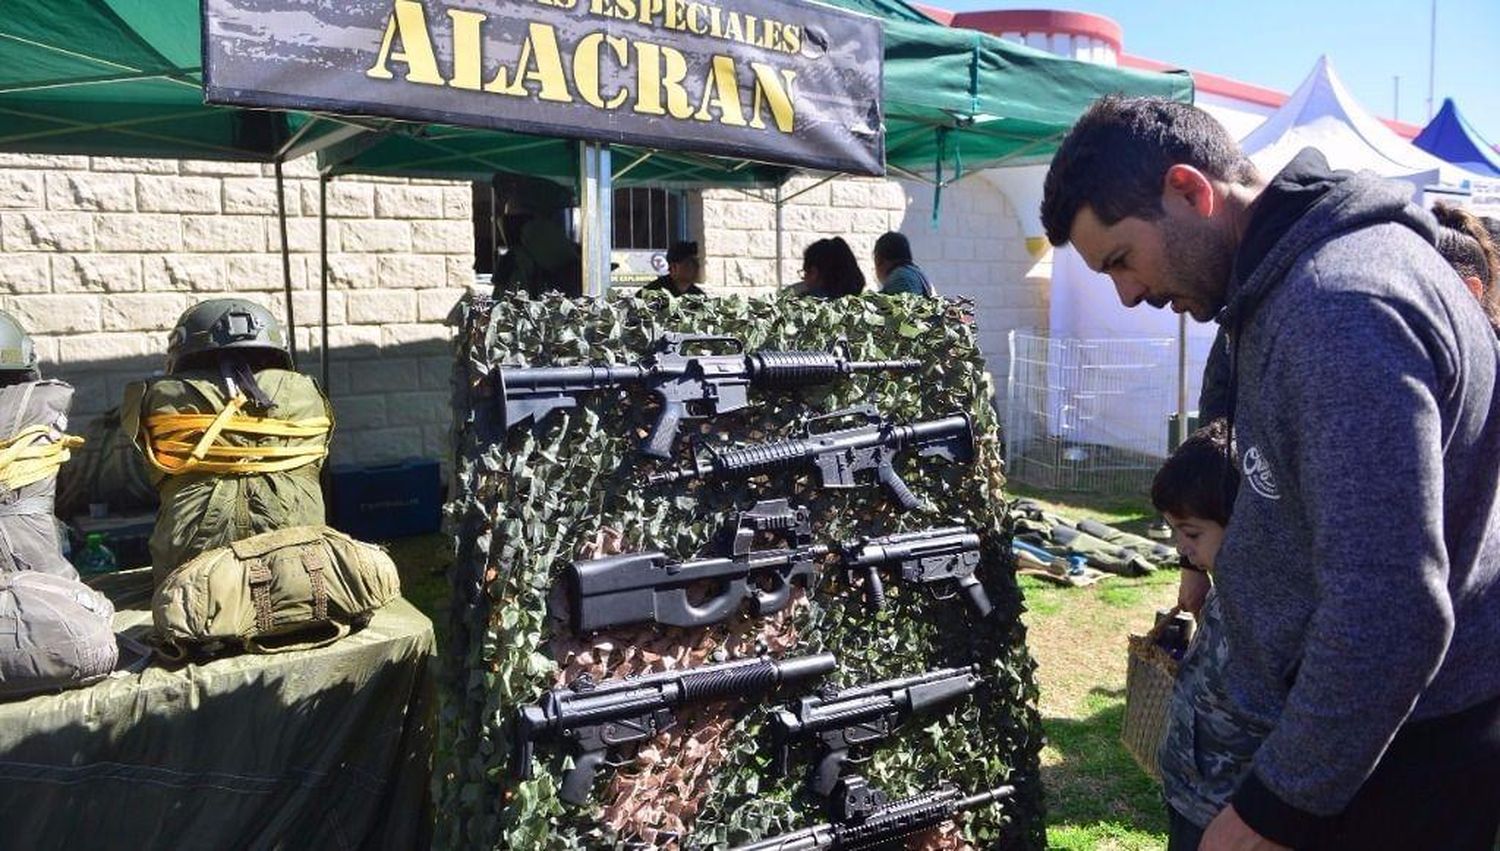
698,173,1049,411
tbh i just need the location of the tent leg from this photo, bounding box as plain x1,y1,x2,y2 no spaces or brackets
775,185,784,289
320,171,331,396
275,160,297,367
578,142,612,297
1175,312,1188,445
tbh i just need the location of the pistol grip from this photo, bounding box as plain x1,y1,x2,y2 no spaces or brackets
862,566,887,611
877,462,921,511
642,401,686,459
813,748,849,797
960,574,994,618
559,749,606,805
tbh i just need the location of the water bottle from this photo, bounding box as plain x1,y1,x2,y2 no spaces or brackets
75,533,118,576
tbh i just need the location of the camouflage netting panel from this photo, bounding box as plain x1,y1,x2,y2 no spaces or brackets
439,292,1046,850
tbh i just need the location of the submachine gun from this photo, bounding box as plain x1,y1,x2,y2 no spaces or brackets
729,775,1014,851
567,501,992,633
496,334,920,457
770,665,981,796
647,406,975,511
513,652,836,804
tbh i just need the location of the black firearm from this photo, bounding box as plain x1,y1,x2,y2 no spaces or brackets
647,406,975,511
841,527,992,617
496,334,920,457
567,499,828,632
567,502,990,632
769,665,980,796
729,775,1014,851
513,652,836,804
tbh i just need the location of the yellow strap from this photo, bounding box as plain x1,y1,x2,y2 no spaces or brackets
0,425,85,490
141,395,331,476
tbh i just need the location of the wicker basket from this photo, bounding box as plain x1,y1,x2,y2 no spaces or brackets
1121,610,1188,782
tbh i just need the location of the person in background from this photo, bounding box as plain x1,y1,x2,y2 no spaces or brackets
872,231,935,296
793,237,866,298
1432,203,1500,331
490,174,583,298
641,241,706,297
1152,419,1271,851
1042,95,1500,851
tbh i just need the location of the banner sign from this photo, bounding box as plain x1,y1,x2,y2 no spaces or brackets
203,0,885,175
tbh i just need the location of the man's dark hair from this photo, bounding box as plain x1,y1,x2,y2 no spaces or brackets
873,231,913,264
1151,418,1238,526
1041,96,1259,246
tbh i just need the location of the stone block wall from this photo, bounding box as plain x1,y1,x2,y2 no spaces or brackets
2,152,1052,463
0,153,476,468
699,173,1051,411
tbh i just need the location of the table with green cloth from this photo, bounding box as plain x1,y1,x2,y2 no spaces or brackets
0,568,436,850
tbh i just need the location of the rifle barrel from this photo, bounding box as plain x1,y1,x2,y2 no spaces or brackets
847,358,922,372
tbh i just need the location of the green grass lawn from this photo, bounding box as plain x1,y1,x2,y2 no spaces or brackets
1010,484,1180,851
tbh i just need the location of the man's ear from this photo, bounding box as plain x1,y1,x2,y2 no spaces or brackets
1464,275,1484,300
1164,164,1216,218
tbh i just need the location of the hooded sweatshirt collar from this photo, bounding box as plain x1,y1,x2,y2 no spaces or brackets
1218,148,1438,332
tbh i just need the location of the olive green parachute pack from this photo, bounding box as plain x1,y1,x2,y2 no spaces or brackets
1008,498,1176,576
153,525,401,659
0,380,84,579
122,368,333,584
0,571,117,699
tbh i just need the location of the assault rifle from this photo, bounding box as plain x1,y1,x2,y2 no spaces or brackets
770,665,980,796
647,406,975,511
496,334,919,457
567,501,991,632
513,652,836,804
729,775,1014,851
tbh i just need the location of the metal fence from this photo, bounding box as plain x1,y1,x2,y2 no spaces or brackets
1004,331,1192,496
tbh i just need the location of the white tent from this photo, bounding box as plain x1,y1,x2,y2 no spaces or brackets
1038,55,1483,461
1240,55,1482,190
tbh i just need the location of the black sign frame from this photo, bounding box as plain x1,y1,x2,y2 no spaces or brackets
202,0,885,175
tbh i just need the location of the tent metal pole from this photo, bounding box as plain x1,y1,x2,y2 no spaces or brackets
1175,312,1188,447
775,184,784,288
319,171,331,396
578,141,612,297
275,160,296,367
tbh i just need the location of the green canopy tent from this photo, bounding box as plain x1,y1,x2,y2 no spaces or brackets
0,0,808,385
315,0,1192,280
836,0,1194,176
316,0,1192,183
0,0,1191,367
0,0,382,384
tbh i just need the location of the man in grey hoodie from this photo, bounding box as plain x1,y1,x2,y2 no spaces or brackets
1041,96,1500,851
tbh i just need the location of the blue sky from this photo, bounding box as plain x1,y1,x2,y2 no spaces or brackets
935,0,1500,145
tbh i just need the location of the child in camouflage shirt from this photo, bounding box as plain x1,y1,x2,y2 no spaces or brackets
1150,420,1271,851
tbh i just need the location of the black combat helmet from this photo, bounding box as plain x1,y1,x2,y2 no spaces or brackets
166,298,291,375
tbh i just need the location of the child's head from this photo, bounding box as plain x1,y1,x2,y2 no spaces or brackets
1151,418,1237,571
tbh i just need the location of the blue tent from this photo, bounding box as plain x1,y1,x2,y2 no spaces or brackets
1413,98,1500,178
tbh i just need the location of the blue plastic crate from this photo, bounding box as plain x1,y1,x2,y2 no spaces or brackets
330,458,442,541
